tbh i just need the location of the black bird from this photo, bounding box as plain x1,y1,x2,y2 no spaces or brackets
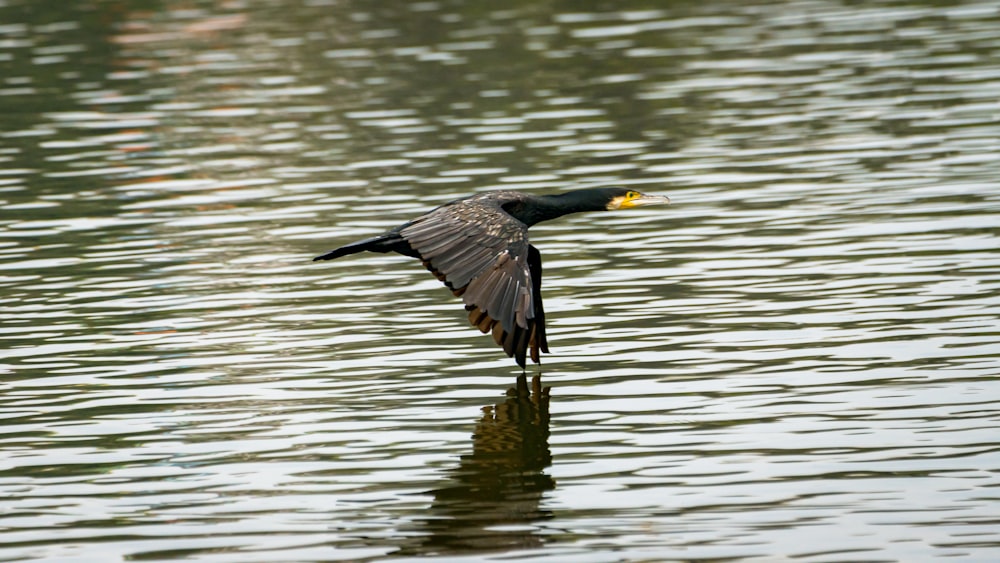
314,187,670,367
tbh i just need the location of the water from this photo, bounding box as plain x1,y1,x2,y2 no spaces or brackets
2,0,999,561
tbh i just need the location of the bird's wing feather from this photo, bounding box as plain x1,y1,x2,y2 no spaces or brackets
527,244,549,363
400,196,544,366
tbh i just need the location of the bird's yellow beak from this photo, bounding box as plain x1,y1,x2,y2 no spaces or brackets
609,191,671,210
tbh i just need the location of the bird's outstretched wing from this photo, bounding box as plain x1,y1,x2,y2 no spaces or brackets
400,195,548,367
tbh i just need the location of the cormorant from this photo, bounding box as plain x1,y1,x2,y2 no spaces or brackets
313,187,670,367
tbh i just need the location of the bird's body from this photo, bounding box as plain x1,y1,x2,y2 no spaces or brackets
314,187,669,367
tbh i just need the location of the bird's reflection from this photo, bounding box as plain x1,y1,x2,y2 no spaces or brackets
407,374,554,555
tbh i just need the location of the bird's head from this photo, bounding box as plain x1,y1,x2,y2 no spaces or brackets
600,187,671,210
548,187,670,213
518,186,671,226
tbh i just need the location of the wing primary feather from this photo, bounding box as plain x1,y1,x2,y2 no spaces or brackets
479,316,494,333
492,321,504,346
502,326,516,358
468,263,505,309
515,286,530,328
528,244,549,355
513,324,528,367
489,276,514,331
499,279,520,329
529,322,541,364
467,305,485,329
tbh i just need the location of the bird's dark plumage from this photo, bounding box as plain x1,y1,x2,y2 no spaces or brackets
314,187,669,367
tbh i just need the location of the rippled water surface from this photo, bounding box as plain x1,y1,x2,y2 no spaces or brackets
2,0,999,561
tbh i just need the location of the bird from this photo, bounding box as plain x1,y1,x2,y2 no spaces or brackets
313,186,670,368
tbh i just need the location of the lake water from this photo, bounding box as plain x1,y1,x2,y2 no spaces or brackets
1,0,999,561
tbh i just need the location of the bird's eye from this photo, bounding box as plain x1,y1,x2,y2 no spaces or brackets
626,191,639,199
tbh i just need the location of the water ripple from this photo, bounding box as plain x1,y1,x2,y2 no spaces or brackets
1,0,998,561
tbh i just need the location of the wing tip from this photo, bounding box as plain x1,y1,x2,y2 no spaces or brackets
470,309,544,367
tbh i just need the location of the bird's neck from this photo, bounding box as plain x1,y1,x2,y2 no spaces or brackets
509,193,606,227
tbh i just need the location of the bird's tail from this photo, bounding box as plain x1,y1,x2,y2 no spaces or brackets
313,233,402,261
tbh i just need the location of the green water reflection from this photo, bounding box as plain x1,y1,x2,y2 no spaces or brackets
405,376,553,556
1,0,999,561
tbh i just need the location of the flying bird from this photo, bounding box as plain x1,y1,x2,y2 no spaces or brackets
314,187,670,367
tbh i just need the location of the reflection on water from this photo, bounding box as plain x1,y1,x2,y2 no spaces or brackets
1,0,1000,560
407,376,553,556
